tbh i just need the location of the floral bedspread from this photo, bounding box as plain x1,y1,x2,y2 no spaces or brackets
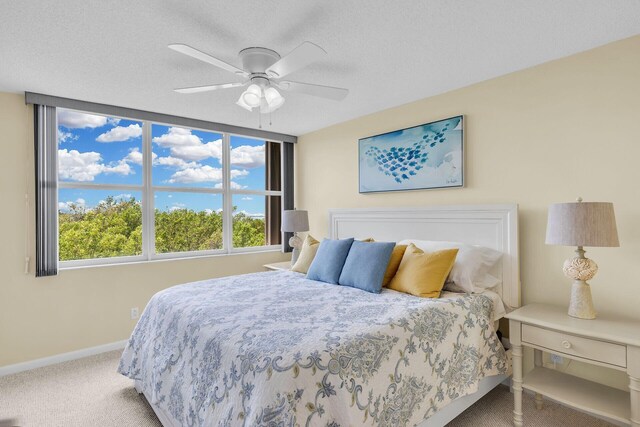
118,270,507,427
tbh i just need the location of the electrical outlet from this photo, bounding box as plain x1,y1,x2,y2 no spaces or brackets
130,307,139,320
550,353,563,365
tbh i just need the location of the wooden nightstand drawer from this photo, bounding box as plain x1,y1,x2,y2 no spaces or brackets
522,324,627,368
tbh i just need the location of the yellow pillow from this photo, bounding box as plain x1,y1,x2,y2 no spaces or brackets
388,244,458,298
382,244,408,287
359,237,375,242
291,235,320,274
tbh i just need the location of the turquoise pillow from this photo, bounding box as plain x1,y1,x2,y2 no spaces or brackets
338,241,395,293
306,238,355,284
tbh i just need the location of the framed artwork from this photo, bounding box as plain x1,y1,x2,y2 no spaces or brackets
358,115,464,193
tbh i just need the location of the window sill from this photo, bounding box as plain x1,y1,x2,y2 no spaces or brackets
59,247,284,271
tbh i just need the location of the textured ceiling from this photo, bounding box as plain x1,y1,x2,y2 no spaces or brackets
1,1,639,136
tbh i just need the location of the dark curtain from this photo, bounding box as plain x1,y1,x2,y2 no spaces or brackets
34,105,58,277
282,142,295,252
265,141,281,246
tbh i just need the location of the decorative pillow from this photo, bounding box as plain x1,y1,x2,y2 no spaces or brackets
338,241,395,293
382,244,408,287
388,244,458,298
398,239,502,293
291,235,320,274
306,238,355,284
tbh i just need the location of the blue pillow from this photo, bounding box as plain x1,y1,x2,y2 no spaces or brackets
338,241,395,293
306,238,355,284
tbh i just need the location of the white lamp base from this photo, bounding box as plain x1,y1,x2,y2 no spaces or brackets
563,247,598,320
568,280,596,319
289,233,303,266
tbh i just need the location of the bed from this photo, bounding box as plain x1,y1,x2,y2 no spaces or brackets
119,204,520,426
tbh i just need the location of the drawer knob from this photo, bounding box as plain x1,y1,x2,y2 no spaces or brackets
561,340,572,349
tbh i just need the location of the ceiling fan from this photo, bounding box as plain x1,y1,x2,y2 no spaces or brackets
169,42,349,115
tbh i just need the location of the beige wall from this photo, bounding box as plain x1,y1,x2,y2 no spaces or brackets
296,35,640,390
0,92,288,367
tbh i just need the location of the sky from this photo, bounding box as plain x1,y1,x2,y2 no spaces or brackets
57,109,274,216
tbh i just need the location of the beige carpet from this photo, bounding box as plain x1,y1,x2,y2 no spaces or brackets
0,350,615,427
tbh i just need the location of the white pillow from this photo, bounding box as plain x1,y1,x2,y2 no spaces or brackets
397,239,502,293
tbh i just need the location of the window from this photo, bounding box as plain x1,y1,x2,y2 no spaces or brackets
57,108,283,266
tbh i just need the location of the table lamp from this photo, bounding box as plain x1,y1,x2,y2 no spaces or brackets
545,198,619,319
282,209,309,265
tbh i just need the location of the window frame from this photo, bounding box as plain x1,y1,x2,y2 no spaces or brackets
58,111,283,269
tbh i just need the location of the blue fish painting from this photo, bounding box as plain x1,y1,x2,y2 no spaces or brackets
359,116,463,193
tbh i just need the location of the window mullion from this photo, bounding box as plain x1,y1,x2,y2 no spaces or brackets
222,133,232,253
142,121,154,260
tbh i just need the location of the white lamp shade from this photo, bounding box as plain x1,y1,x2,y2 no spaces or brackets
281,210,309,232
242,84,262,107
546,201,619,247
236,94,253,111
264,87,285,110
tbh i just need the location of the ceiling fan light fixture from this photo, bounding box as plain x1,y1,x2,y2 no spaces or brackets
242,84,262,107
259,98,273,114
236,94,253,111
264,87,285,110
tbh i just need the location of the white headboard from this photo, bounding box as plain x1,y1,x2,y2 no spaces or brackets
328,204,520,308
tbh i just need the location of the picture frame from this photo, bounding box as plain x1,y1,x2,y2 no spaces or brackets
358,115,464,193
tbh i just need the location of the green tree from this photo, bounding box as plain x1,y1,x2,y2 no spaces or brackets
59,197,266,261
232,208,266,248
59,196,142,260
155,208,223,253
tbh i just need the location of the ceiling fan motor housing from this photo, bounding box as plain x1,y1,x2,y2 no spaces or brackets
239,47,281,75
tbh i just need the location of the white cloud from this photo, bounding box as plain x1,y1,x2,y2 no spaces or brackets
58,109,108,129
155,155,198,170
230,170,249,179
169,166,248,184
58,198,86,212
107,117,121,126
229,181,248,189
230,144,265,168
123,148,159,166
125,147,199,170
170,141,222,161
96,124,142,142
58,149,133,181
169,203,186,212
151,127,265,170
214,180,248,190
168,165,224,184
152,127,223,162
241,196,253,201
105,160,133,176
124,148,144,165
152,127,202,147
58,128,78,144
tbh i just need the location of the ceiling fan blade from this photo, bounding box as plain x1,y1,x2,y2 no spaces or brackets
277,80,348,101
266,41,326,78
174,82,247,94
169,44,249,77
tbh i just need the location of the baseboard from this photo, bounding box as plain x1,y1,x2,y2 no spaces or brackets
0,340,128,377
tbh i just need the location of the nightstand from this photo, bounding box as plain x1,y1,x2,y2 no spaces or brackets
263,261,292,271
506,304,640,426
